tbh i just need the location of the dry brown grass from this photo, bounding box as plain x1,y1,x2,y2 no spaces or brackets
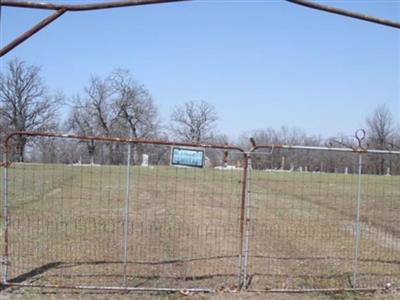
1,288,400,300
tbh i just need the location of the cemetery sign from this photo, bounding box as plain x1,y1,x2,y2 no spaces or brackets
171,147,205,168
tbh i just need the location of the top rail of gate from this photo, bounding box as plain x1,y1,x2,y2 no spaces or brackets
4,130,400,157
248,138,400,155
3,130,247,154
248,129,400,155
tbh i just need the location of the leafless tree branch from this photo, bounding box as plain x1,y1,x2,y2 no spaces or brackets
170,100,218,143
0,59,62,161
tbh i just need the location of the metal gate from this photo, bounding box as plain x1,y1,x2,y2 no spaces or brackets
1,131,400,292
243,136,400,291
1,131,247,292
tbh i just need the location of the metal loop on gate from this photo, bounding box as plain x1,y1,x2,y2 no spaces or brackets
326,129,368,152
355,129,367,151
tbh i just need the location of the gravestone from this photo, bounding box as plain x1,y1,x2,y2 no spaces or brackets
141,154,149,167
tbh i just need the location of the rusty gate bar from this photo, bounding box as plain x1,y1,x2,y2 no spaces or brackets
3,131,245,153
2,0,190,11
286,0,400,29
0,0,191,57
0,8,67,58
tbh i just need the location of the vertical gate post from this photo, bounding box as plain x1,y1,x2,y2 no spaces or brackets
2,146,9,285
122,140,133,287
238,154,249,288
352,153,363,287
242,154,252,288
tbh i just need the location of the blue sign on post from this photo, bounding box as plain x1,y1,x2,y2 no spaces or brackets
171,147,205,168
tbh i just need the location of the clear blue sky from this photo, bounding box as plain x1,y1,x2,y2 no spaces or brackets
1,0,399,139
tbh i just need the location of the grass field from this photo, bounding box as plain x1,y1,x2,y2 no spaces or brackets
0,162,399,293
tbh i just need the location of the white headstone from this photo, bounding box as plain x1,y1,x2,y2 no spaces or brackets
141,154,149,167
386,168,391,176
281,156,285,170
344,167,348,175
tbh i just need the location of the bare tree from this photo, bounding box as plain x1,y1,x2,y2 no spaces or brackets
239,127,323,171
67,76,118,164
366,104,394,149
170,100,218,143
67,95,98,164
0,59,61,161
86,76,116,136
111,69,160,164
366,104,395,174
67,70,159,164
111,70,159,139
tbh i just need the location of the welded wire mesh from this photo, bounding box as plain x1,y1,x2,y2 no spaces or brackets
2,134,400,292
1,134,246,290
5,138,128,287
356,152,400,289
246,148,400,290
125,146,245,288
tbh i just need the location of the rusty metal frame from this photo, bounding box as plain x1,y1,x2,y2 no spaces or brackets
287,0,400,29
2,0,189,10
1,0,399,57
0,8,67,58
1,130,248,293
0,0,190,57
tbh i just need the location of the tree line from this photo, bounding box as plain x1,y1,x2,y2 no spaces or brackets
0,59,399,174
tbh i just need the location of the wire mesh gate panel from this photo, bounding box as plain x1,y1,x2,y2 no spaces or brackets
1,132,247,291
2,132,400,292
245,146,400,291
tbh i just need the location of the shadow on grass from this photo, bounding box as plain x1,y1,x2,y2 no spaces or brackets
0,262,62,291
1,256,399,290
